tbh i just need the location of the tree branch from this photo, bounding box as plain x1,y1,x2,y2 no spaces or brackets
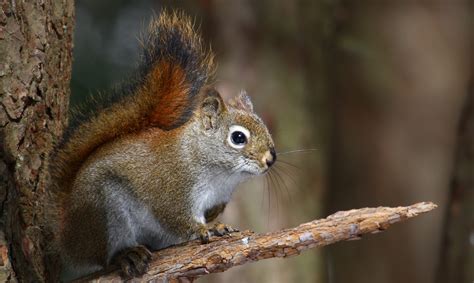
81,202,436,282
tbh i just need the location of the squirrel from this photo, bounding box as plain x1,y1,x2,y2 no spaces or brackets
49,11,276,281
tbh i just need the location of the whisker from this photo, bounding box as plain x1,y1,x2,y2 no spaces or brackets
271,166,292,204
261,172,268,215
277,149,318,156
266,173,272,227
269,169,281,223
263,170,273,227
276,168,291,202
274,163,299,188
268,170,280,224
275,159,301,170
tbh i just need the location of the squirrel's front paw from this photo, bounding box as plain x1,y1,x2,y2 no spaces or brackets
198,226,211,244
114,245,153,278
197,223,239,244
209,222,238,236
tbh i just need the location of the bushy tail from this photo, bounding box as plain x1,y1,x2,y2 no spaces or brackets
51,11,215,192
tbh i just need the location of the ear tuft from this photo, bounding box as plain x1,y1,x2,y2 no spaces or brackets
228,90,254,112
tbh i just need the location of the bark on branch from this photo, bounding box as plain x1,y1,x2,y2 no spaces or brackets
80,202,436,282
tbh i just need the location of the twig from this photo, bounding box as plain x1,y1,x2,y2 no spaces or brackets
81,202,437,282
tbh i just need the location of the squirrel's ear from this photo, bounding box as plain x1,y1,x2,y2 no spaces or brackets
200,88,225,130
228,90,254,113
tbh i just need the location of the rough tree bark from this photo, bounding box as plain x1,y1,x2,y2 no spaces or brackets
81,202,436,282
0,1,74,281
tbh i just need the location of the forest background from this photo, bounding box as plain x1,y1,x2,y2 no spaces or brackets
71,1,473,283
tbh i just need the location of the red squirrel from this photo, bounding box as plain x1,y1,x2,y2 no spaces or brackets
49,11,276,281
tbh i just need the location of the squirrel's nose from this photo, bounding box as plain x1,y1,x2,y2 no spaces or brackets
264,147,276,167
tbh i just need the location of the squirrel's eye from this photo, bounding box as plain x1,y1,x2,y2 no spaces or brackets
231,131,247,145
228,125,250,149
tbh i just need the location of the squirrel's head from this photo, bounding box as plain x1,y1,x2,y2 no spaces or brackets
187,88,276,177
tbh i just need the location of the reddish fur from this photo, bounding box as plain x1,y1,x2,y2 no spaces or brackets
51,12,214,194
146,62,190,128
53,63,191,194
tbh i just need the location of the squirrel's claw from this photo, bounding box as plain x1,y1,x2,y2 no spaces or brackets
197,223,238,244
198,226,211,244
115,245,152,278
210,222,239,236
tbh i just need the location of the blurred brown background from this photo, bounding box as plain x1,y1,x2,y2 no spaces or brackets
71,1,473,282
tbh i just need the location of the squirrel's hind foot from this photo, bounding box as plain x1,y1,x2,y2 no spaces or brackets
114,245,153,279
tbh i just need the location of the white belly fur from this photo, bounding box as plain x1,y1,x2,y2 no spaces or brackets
191,172,244,224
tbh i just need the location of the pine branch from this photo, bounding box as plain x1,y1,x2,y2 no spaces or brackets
81,202,436,282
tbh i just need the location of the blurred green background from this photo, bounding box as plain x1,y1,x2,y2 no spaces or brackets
71,1,473,282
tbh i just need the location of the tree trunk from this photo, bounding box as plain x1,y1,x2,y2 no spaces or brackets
437,88,474,283
437,4,474,280
0,1,74,281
